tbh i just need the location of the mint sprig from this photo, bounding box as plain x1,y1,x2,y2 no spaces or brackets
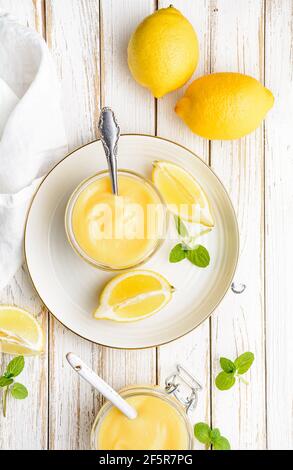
215,352,254,390
169,216,211,267
194,422,231,450
169,243,210,267
0,356,28,417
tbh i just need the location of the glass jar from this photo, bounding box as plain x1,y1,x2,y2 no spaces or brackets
65,169,168,271
91,365,202,450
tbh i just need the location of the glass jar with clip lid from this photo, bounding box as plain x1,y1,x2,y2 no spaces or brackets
91,364,202,450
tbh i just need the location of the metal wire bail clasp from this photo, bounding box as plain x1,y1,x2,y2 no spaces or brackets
165,364,202,413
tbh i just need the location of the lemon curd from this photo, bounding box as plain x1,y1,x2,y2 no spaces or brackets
95,393,191,450
69,171,166,270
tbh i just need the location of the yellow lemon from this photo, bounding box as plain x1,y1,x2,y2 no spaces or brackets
152,160,214,226
175,72,274,140
94,270,174,322
127,6,199,98
0,305,43,355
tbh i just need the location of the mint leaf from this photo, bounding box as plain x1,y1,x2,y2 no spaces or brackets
234,352,254,375
6,356,25,378
213,436,231,450
169,244,186,263
194,423,230,450
220,357,236,374
0,377,14,387
174,215,188,238
215,371,236,390
10,383,28,400
194,423,211,445
186,245,210,267
210,428,221,443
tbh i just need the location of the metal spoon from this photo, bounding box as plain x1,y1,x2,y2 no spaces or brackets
98,107,120,195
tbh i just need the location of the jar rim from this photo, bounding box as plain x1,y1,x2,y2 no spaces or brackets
91,385,195,450
65,169,169,271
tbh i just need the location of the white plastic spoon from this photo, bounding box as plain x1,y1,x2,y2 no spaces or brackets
66,352,137,420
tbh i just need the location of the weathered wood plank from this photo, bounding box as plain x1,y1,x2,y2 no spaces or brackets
265,0,293,450
97,0,156,405
210,0,266,449
0,0,47,450
156,0,212,449
45,0,100,450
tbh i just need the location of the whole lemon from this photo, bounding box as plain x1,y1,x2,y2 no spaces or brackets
175,72,274,140
127,6,199,98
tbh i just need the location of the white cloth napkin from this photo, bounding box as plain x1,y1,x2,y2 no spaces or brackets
0,13,68,290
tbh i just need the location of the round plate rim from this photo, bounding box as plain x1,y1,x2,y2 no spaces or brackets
24,134,240,350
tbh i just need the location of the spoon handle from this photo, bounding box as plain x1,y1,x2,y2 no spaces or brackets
66,352,137,420
98,107,120,195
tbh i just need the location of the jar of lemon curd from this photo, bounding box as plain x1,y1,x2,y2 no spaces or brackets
65,169,168,271
91,365,201,451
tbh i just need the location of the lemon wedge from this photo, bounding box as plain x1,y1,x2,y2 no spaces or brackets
0,305,43,355
152,160,214,226
94,270,174,322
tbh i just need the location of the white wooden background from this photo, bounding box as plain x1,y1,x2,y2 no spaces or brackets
0,0,292,450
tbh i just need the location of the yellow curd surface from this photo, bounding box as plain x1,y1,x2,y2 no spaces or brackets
97,395,190,450
72,174,163,268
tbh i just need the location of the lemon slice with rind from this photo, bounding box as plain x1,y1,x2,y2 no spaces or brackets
0,305,43,355
152,160,214,226
94,270,174,322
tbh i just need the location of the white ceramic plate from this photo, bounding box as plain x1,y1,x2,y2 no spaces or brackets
25,135,239,349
